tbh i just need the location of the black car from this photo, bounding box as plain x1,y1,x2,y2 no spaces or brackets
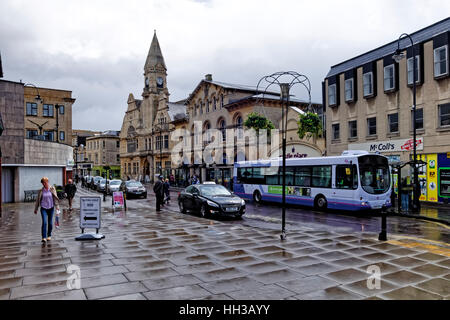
120,180,147,199
178,183,245,218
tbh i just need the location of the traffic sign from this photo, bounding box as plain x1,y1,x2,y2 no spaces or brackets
80,197,101,229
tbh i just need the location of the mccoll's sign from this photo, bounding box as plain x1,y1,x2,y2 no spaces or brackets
349,137,424,153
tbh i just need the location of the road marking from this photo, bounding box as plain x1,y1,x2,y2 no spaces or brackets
387,236,450,257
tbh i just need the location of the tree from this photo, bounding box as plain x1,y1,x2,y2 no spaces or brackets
297,112,322,143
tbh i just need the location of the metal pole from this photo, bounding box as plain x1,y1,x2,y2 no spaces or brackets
280,83,289,241
411,38,420,213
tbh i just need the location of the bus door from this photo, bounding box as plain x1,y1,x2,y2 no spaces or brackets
333,164,359,202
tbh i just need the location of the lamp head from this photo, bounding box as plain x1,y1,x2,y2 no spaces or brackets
392,49,406,63
35,94,42,103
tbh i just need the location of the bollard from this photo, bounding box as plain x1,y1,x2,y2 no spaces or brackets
124,193,127,211
378,205,387,241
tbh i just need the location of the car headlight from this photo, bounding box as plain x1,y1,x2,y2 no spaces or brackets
207,200,219,208
241,199,246,206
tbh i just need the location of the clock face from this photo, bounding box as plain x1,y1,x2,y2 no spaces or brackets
157,77,163,87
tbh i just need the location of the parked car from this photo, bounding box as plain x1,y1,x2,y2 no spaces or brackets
178,183,245,218
90,176,102,190
97,179,107,192
120,180,147,199
107,179,122,195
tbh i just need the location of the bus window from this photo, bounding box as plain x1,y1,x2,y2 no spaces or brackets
285,167,294,186
336,165,358,189
252,167,265,184
312,166,331,188
265,167,279,185
237,167,252,184
295,166,311,187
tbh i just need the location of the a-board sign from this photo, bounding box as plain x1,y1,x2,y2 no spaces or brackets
113,191,124,209
80,197,101,229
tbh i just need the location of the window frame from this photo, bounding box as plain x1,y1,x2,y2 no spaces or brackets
411,108,424,131
43,104,54,117
59,131,65,141
331,123,340,141
367,117,377,136
363,72,374,98
344,78,354,102
407,55,421,85
58,104,65,115
335,164,358,190
438,103,450,128
434,45,449,78
328,84,337,106
348,120,357,139
26,102,38,116
383,64,396,92
388,113,399,134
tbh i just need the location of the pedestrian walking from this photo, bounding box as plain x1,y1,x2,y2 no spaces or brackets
153,175,164,212
64,179,77,211
34,177,60,243
401,178,410,212
81,176,85,188
163,178,170,204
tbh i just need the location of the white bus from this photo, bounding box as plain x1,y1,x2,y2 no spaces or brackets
233,151,392,211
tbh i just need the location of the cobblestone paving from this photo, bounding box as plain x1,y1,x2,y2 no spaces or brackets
0,189,449,300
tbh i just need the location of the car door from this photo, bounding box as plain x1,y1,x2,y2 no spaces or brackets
183,186,195,210
191,187,202,211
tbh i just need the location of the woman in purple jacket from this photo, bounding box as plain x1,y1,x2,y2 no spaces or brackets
34,177,60,243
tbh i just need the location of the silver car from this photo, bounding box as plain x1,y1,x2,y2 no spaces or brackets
107,179,122,195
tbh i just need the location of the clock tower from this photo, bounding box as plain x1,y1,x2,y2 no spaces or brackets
143,30,169,123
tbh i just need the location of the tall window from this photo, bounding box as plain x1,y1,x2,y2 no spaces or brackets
116,154,120,162
328,84,336,106
199,102,203,115
348,120,357,138
332,123,340,140
219,120,226,142
44,131,54,141
164,135,169,148
60,131,65,141
363,72,374,97
434,45,448,77
193,104,197,116
438,103,450,127
204,122,211,143
26,102,38,116
407,56,420,85
384,65,395,91
367,117,377,136
102,141,106,148
411,108,424,130
213,97,217,110
43,104,54,117
344,78,354,102
206,100,210,113
58,105,65,115
221,94,224,108
236,116,243,139
116,141,120,148
388,113,399,133
26,130,38,139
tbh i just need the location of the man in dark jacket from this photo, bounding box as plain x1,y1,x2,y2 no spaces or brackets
153,175,164,212
64,179,77,211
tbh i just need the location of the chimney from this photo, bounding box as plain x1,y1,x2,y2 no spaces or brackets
205,74,212,81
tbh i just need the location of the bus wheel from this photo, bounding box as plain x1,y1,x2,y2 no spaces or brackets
315,195,327,210
253,191,262,204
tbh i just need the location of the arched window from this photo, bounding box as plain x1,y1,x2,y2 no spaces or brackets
199,101,203,115
206,100,210,113
213,97,217,110
219,119,226,142
220,94,224,108
236,115,243,139
204,122,211,143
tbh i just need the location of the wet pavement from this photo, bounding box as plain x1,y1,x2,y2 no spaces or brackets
0,186,449,300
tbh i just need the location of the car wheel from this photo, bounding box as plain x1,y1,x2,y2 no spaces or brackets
179,201,186,214
315,195,328,210
199,204,209,218
253,190,262,204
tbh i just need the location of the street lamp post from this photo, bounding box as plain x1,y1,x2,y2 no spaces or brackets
393,33,420,213
256,72,312,241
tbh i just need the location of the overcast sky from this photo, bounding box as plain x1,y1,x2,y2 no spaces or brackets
1,0,449,131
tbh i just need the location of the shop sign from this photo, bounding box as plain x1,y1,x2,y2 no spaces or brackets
349,137,424,153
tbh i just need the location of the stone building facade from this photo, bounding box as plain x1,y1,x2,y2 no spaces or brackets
324,17,450,203
24,85,75,146
86,131,121,178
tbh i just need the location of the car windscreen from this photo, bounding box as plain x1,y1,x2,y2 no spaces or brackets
127,182,143,187
110,181,121,185
358,155,390,194
100,179,106,184
199,185,231,197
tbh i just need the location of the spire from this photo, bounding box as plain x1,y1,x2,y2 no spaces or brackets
145,31,166,71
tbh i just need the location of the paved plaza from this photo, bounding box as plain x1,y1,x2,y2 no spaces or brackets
0,189,449,300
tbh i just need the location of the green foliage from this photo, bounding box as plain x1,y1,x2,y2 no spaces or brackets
297,112,323,141
244,112,275,134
